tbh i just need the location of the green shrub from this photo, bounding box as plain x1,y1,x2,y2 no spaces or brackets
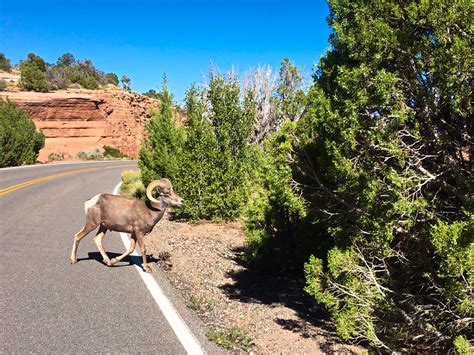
296,0,472,351
76,148,103,160
139,74,255,220
186,295,215,312
206,325,253,352
242,0,472,352
71,73,99,89
244,58,317,273
121,169,142,186
47,152,71,161
103,145,128,159
17,52,126,92
47,152,64,162
0,79,6,91
120,170,145,199
0,100,45,167
33,132,45,157
244,123,325,274
453,335,472,355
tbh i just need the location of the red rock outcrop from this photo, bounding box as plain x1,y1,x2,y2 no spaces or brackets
0,88,158,161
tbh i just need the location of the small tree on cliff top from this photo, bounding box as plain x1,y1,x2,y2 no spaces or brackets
105,73,119,86
57,53,76,67
19,53,49,92
121,75,131,90
0,53,12,72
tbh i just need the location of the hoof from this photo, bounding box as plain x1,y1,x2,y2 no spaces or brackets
110,258,117,265
143,264,152,273
103,259,113,266
71,257,77,265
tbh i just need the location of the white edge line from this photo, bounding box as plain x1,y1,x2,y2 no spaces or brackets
113,182,204,355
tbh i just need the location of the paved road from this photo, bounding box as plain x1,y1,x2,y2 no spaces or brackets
0,161,211,353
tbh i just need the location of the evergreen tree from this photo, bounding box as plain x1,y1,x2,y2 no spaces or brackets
244,59,317,272
139,72,256,220
203,72,255,218
296,0,472,350
244,0,472,351
70,59,100,89
175,84,221,219
0,53,12,72
139,78,184,186
121,75,131,90
19,53,49,92
0,100,45,167
105,73,119,86
275,58,305,123
57,53,75,67
143,89,160,99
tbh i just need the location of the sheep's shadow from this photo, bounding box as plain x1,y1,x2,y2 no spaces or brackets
76,252,158,268
218,246,360,353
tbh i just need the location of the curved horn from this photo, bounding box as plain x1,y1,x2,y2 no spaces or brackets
145,179,170,203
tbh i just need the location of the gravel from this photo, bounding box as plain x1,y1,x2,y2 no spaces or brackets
145,213,364,354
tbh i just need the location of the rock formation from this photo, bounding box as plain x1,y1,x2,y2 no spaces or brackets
0,88,157,161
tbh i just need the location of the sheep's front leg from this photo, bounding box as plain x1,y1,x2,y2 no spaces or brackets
93,226,112,266
136,233,152,273
110,234,137,265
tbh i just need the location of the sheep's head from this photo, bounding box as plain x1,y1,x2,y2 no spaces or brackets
146,178,183,208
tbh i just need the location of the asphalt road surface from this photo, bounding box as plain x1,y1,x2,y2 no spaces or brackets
0,161,215,353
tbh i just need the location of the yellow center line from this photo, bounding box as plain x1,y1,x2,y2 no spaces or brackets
0,164,136,196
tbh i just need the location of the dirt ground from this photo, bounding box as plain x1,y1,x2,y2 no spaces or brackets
145,213,364,354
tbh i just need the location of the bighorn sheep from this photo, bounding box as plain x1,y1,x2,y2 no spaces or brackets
70,178,183,273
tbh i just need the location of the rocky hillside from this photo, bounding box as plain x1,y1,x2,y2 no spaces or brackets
0,84,157,161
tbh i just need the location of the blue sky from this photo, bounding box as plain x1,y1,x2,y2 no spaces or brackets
0,0,331,104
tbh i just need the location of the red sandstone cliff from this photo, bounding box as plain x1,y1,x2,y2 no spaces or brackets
0,88,158,161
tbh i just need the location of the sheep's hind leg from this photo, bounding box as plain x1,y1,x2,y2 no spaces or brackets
70,222,98,264
110,234,137,265
93,225,112,266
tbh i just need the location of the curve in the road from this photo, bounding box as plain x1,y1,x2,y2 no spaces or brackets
0,163,136,196
0,161,215,353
